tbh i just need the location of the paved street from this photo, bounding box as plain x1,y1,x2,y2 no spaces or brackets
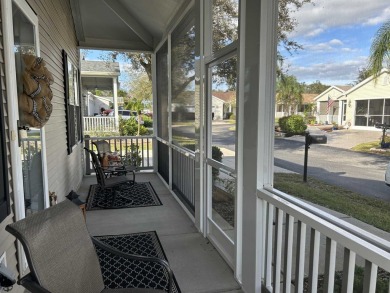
173,122,390,201
274,138,390,201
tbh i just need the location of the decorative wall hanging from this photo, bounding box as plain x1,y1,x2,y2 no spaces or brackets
19,54,54,128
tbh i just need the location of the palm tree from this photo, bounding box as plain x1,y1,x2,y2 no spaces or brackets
126,97,144,136
368,20,390,78
276,74,303,115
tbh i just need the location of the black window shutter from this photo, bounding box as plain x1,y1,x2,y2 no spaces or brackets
0,81,10,222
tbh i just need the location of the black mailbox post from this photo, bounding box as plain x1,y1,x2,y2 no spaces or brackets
304,132,327,182
375,123,389,148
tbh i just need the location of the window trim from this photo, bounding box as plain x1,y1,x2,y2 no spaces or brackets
63,50,82,155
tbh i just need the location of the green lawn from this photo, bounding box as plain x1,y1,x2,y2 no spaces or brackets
274,173,390,232
352,140,390,156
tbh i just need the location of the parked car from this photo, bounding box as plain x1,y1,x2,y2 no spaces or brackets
386,162,390,186
109,110,144,124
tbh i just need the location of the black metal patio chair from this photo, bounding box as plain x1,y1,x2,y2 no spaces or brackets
92,140,137,180
6,200,173,293
85,148,136,208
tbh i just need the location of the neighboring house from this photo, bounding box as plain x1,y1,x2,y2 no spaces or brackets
86,92,124,116
339,69,390,129
314,70,390,128
81,60,121,117
314,85,352,124
172,91,236,121
275,93,317,119
212,91,236,119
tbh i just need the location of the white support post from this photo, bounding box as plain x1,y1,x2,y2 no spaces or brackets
151,53,158,173
239,0,278,291
168,34,173,190
113,77,119,129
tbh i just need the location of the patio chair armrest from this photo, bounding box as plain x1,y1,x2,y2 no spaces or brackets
91,237,173,293
19,273,51,293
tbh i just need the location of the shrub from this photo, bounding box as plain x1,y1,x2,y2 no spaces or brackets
279,115,307,136
142,115,153,128
212,146,223,181
123,144,142,167
119,118,149,136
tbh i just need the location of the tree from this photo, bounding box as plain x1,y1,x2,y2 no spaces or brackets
368,20,390,79
354,67,373,84
127,74,152,103
276,74,304,115
303,80,329,94
118,89,128,97
125,97,144,136
278,0,313,54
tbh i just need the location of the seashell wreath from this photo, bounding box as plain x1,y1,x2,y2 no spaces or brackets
19,54,54,128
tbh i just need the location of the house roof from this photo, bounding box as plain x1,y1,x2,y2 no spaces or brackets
302,94,317,104
313,85,351,101
212,91,236,103
81,60,120,75
335,85,353,92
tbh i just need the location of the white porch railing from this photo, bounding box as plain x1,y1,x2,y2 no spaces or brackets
84,136,154,173
83,117,117,133
258,188,390,293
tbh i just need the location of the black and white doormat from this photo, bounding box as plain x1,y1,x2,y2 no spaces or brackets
94,232,181,293
86,182,162,210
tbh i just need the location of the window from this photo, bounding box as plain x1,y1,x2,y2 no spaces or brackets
355,99,389,126
63,50,82,154
171,10,197,149
212,0,239,52
156,42,169,141
0,93,10,222
342,100,347,121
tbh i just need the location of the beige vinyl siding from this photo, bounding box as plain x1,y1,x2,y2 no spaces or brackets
316,88,343,102
0,7,24,293
346,72,390,127
347,73,390,101
26,0,83,201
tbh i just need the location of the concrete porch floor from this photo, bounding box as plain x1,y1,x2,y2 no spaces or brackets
77,172,242,293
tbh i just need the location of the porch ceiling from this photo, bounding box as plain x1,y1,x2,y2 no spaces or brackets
70,0,187,52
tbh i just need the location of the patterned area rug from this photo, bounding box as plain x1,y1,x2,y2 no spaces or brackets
86,182,162,210
94,232,181,293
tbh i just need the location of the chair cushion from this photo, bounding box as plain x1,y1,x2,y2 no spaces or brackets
6,200,105,293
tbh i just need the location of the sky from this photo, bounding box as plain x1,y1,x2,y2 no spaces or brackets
280,0,390,86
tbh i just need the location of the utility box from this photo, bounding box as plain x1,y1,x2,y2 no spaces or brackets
308,134,327,145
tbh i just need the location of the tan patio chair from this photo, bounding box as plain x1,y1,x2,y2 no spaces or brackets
6,200,172,293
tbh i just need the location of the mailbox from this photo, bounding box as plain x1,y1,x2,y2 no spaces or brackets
308,134,327,145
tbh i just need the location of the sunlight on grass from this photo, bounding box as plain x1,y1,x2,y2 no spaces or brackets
352,141,390,156
274,173,390,232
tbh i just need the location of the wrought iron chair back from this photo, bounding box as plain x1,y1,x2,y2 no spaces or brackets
86,147,106,187
92,140,111,160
